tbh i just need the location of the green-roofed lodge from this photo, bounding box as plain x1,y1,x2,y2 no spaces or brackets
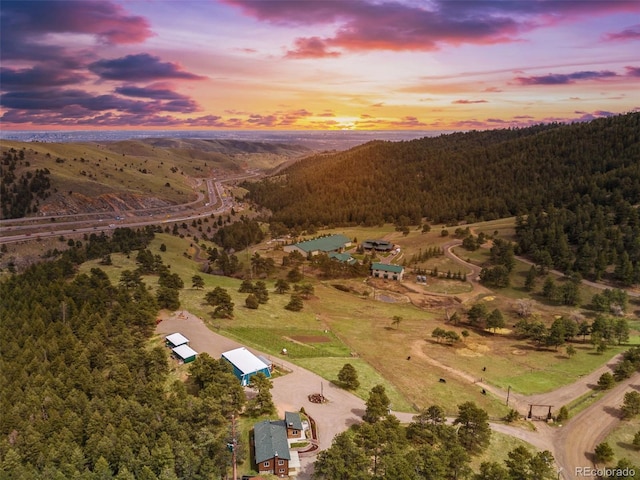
371,262,405,280
283,234,351,256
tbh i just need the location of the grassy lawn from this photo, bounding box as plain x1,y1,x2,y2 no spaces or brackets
295,357,414,412
605,417,640,467
79,229,638,423
469,428,535,472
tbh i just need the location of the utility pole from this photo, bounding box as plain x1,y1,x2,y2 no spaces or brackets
506,385,511,406
227,415,238,480
232,414,237,480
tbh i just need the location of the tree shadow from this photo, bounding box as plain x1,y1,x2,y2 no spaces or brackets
603,405,623,419
351,408,365,416
617,441,636,451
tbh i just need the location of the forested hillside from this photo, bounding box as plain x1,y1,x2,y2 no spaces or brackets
0,231,240,479
245,113,640,283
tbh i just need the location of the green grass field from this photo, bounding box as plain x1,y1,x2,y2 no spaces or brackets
78,226,638,421
605,417,640,467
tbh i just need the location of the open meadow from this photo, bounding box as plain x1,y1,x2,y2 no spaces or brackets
76,219,640,424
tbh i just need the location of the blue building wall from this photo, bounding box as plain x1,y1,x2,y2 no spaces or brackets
224,359,271,386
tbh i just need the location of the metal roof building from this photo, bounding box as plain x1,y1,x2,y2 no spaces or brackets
165,332,189,348
172,344,198,363
283,234,351,256
221,347,271,386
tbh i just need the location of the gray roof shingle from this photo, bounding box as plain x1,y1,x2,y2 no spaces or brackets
254,420,290,463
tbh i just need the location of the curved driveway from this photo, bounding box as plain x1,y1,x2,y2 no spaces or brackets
157,311,367,479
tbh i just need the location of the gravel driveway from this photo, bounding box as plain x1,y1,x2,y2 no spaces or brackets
157,311,369,479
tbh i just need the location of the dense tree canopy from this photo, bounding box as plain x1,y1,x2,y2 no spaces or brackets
245,113,640,284
0,245,235,478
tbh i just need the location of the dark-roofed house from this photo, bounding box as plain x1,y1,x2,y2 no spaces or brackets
362,239,394,252
254,420,291,477
283,234,351,256
371,262,405,280
222,347,271,386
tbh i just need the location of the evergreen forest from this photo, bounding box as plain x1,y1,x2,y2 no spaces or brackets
0,232,239,479
245,113,640,284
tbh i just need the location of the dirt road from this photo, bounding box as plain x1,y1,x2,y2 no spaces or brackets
158,310,638,480
157,311,367,479
554,372,640,479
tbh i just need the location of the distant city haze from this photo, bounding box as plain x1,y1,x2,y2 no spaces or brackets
0,130,443,151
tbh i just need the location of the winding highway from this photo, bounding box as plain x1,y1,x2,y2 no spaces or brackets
0,171,259,245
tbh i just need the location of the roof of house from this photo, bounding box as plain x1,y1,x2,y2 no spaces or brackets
284,412,303,431
371,262,404,273
362,239,394,249
292,234,350,253
222,347,270,375
257,355,272,367
329,252,356,264
165,332,189,346
172,344,198,360
254,420,291,463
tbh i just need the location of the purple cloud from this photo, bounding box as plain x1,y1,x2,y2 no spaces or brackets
625,66,640,77
89,54,205,81
0,66,88,88
515,70,618,85
226,0,640,56
452,99,488,104
604,24,640,41
0,1,152,62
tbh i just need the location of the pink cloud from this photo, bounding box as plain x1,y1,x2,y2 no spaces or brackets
285,37,340,58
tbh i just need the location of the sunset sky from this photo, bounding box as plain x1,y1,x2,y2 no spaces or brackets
1,0,639,131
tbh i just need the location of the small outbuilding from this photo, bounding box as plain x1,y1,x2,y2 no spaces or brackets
371,262,405,280
172,344,198,364
222,347,271,386
165,332,189,348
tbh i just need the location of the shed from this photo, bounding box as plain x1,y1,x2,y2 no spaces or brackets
165,332,190,348
222,347,271,386
172,344,198,363
371,262,405,280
